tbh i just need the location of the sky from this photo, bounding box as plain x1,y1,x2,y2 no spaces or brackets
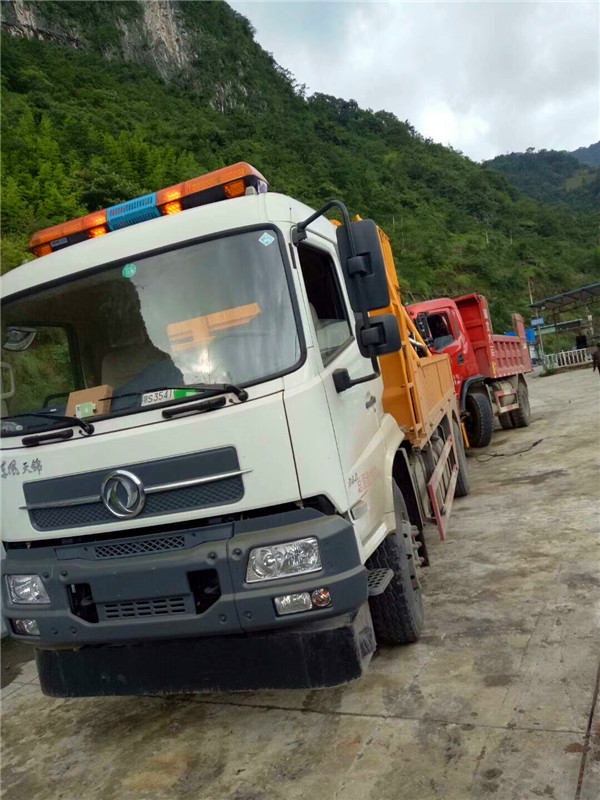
228,0,600,162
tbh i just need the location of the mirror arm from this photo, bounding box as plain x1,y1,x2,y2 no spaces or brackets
292,200,356,250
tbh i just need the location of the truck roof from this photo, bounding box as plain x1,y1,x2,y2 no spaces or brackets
1,192,337,299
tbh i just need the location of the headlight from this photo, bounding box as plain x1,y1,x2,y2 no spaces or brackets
6,575,50,604
246,537,322,583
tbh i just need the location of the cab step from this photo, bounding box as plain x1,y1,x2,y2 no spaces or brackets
367,568,394,596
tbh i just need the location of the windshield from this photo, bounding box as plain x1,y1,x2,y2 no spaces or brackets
1,228,300,434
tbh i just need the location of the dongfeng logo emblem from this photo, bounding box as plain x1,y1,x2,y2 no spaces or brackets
101,470,146,518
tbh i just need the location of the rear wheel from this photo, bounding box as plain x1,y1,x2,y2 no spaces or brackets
453,419,470,497
499,412,516,430
464,390,494,448
366,485,424,645
510,379,531,428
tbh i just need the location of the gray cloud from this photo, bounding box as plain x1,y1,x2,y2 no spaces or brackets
228,0,600,160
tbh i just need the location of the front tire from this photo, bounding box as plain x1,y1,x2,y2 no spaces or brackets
464,389,494,447
366,485,424,645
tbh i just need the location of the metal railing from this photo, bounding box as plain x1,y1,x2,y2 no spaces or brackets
542,348,592,370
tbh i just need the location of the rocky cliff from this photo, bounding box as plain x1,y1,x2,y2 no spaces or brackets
1,0,264,110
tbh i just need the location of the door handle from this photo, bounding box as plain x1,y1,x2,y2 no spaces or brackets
457,354,465,365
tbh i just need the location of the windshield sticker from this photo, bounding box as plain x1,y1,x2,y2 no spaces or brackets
1,458,42,479
258,232,275,247
122,263,137,279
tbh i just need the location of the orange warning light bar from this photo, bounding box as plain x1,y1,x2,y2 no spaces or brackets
28,163,269,258
156,162,268,215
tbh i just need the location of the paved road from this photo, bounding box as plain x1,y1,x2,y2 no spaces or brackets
2,369,599,800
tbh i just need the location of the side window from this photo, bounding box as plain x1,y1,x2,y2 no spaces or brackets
1,326,76,414
429,313,456,352
297,244,352,363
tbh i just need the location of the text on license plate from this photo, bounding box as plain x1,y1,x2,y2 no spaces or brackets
141,389,198,407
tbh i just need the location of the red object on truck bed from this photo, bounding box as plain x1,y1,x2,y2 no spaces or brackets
453,293,532,378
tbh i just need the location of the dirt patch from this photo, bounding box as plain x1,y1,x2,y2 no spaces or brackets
494,469,569,487
564,742,585,753
1,638,36,689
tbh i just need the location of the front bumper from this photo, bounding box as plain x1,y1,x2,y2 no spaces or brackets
1,508,367,647
36,602,376,696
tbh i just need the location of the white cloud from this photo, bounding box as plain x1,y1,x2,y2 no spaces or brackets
228,0,600,161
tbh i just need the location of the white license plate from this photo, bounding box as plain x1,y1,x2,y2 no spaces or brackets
140,389,176,407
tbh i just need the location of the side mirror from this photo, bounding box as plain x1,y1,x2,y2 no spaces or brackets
414,312,433,347
356,315,401,358
2,326,37,352
336,220,390,313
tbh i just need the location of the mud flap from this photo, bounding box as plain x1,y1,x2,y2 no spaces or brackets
35,603,376,697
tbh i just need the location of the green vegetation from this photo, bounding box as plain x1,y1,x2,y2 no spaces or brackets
1,0,599,334
485,148,600,211
2,327,74,415
572,142,600,168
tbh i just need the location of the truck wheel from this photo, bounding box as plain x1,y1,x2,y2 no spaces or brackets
464,390,494,448
499,412,515,430
366,485,424,645
453,419,470,497
510,380,531,428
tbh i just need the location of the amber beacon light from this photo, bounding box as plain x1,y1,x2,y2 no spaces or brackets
28,162,269,258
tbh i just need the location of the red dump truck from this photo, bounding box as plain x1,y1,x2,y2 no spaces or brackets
407,293,532,447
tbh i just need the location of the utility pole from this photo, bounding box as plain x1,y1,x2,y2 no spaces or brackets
527,276,534,306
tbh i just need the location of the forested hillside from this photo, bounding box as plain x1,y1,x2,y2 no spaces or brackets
485,148,600,211
1,0,599,331
572,142,600,168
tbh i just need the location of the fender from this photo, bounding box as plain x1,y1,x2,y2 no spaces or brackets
459,374,487,412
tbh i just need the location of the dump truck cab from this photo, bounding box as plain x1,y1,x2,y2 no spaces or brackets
404,297,478,398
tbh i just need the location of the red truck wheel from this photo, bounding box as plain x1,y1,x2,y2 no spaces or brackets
465,390,494,448
499,412,516,430
510,379,531,428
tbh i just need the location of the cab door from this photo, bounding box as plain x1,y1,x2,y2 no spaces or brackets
295,237,388,542
429,309,466,396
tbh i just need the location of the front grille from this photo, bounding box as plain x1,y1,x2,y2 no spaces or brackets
30,475,244,531
102,597,186,620
94,535,186,559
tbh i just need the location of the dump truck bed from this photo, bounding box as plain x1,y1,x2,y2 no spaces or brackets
372,227,457,449
454,293,531,379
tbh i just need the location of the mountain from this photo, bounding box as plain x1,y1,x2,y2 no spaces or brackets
1,0,599,331
571,142,600,168
484,148,599,211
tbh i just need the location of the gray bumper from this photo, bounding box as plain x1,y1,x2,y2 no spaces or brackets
2,508,367,647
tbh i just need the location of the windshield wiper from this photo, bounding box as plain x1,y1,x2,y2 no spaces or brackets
108,383,249,404
1,412,94,437
22,428,75,447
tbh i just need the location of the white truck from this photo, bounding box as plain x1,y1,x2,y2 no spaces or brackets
0,163,468,696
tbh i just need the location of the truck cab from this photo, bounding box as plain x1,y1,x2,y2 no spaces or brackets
406,297,480,397
1,164,467,696
408,294,532,447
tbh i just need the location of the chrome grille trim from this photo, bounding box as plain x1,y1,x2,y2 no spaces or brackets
21,469,252,511
144,469,252,495
21,494,101,511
